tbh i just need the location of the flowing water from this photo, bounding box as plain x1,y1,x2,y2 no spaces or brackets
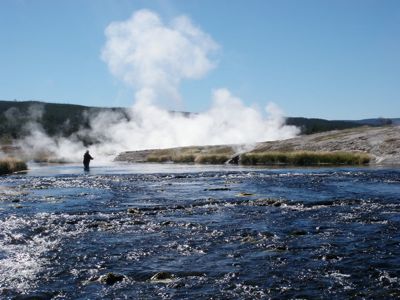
0,163,399,299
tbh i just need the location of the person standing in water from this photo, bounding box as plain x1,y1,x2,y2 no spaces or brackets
83,150,93,171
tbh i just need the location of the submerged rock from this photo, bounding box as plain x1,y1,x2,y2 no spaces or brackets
150,271,175,282
241,235,258,243
99,272,125,285
267,244,289,252
14,293,54,300
237,192,255,197
160,220,173,226
251,198,283,207
322,254,340,261
127,208,141,215
204,187,231,191
132,220,146,225
289,229,308,236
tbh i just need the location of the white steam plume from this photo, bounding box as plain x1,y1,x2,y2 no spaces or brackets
101,9,218,105
85,88,298,156
14,9,299,162
97,9,299,153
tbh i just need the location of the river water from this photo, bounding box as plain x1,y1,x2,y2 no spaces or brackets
0,163,399,299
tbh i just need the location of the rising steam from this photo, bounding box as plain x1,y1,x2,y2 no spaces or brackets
15,9,299,162
101,9,218,105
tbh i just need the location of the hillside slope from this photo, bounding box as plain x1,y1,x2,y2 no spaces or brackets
115,125,400,165
250,125,400,165
0,100,128,143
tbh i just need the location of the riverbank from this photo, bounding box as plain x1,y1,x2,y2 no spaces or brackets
115,125,400,166
0,158,27,175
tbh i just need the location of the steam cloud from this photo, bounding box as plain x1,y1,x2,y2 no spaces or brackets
15,9,299,162
102,9,218,105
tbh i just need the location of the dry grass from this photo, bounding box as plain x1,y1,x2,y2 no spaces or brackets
147,154,230,164
172,155,196,163
147,154,195,163
146,155,173,163
194,154,230,164
145,146,234,164
240,151,370,166
0,158,28,175
143,146,370,166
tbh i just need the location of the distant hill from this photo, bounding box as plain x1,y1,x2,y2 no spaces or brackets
0,100,397,143
285,117,363,134
353,118,400,126
0,100,128,144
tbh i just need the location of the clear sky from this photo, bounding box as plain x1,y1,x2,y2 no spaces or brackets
1,0,399,119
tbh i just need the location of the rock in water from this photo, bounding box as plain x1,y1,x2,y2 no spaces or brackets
127,208,141,214
150,271,175,281
289,229,308,236
99,272,125,285
237,192,255,197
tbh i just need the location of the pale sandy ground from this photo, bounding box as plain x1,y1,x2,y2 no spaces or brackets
115,126,400,165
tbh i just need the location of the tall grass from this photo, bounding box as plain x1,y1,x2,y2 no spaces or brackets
146,155,195,163
0,158,27,175
146,155,172,163
144,145,235,164
146,154,230,164
172,155,196,163
240,151,370,166
194,154,230,164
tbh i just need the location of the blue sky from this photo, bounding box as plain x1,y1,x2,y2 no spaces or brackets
1,0,399,119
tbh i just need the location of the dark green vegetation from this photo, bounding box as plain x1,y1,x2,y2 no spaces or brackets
286,117,362,135
0,158,27,175
286,117,394,135
240,151,370,166
0,100,396,144
0,100,128,145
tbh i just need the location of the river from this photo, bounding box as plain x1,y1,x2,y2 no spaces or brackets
1,163,399,299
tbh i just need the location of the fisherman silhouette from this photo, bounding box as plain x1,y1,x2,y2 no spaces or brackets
83,150,93,171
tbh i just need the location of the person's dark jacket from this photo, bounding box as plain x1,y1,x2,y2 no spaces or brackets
83,152,93,167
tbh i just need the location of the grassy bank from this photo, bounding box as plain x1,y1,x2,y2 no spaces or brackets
144,146,234,164
240,151,370,166
147,154,231,164
145,150,370,166
0,158,27,175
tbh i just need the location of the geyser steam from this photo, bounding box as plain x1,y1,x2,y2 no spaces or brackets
16,9,299,162
101,9,218,105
